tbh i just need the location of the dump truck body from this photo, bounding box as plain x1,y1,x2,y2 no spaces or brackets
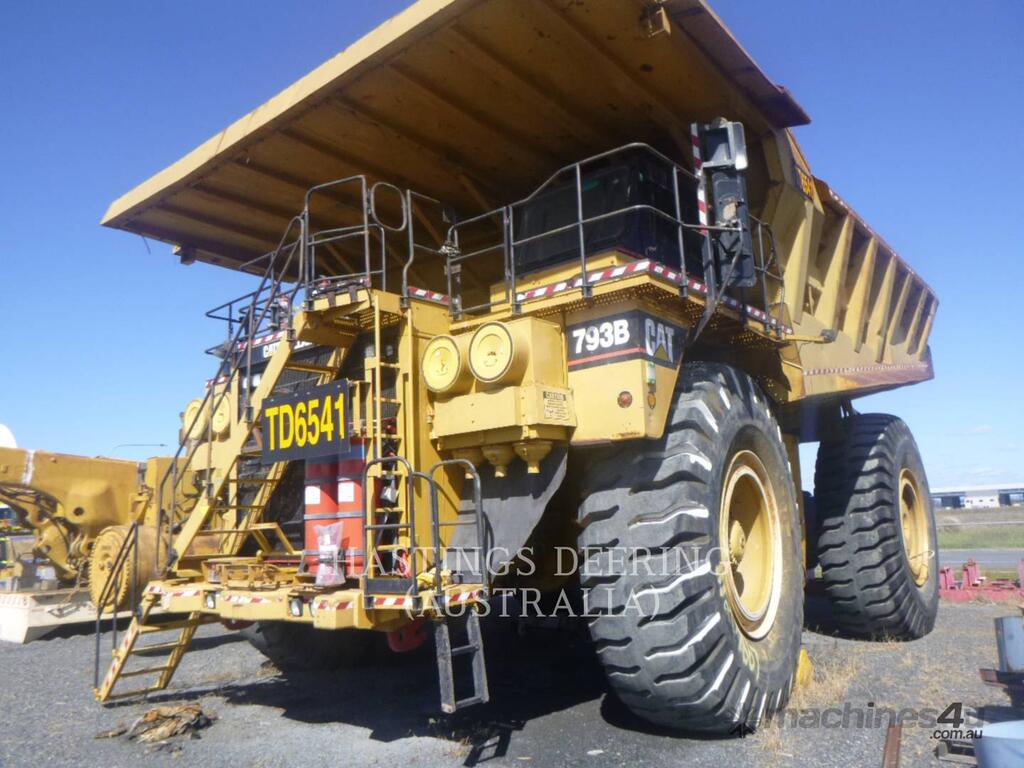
94,0,938,730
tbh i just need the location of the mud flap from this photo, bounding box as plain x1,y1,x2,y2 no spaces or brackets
445,447,567,577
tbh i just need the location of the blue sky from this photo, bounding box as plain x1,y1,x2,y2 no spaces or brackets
1,2,1022,489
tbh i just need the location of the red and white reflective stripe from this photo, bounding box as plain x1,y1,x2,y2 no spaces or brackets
101,621,140,691
447,589,482,605
514,259,793,334
314,599,353,612
516,259,653,301
170,588,201,598
691,123,708,238
373,596,412,609
235,330,286,353
0,594,31,608
408,286,450,305
221,594,272,605
145,584,163,595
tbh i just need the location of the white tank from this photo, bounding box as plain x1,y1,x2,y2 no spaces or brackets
0,424,16,449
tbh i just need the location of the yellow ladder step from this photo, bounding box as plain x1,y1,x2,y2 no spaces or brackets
119,665,174,679
139,619,200,634
133,640,184,654
96,612,207,704
284,362,337,375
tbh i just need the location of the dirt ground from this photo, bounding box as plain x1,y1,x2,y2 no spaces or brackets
0,599,1018,768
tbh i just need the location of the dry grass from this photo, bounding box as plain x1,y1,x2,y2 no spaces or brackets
758,642,863,759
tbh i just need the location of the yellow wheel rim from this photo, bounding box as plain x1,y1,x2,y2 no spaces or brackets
719,450,783,640
899,468,930,586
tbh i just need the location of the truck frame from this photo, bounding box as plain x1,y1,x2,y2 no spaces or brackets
92,0,938,733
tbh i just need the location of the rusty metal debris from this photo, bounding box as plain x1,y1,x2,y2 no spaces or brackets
95,703,216,744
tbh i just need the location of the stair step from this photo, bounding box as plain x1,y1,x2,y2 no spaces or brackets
133,640,185,654
139,620,198,634
119,665,173,679
284,362,337,375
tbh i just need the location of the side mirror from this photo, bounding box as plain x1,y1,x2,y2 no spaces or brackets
727,122,748,171
699,119,747,171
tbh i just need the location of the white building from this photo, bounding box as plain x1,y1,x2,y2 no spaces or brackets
931,484,1024,509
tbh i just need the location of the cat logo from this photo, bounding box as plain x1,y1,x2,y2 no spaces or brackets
566,310,684,371
644,318,677,365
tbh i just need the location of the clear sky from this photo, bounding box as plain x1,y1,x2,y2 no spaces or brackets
1,1,1022,489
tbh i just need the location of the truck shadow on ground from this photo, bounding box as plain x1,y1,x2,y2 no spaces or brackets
138,617,706,764
224,619,610,761
98,597,851,760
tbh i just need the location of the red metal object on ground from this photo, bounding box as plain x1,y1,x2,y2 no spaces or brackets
939,567,960,591
963,560,985,588
940,559,1024,603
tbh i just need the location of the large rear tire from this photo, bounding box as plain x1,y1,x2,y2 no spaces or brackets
242,621,380,670
88,524,158,612
578,363,802,734
813,414,938,639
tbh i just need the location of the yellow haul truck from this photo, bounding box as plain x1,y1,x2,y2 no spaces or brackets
0,449,192,641
92,0,938,732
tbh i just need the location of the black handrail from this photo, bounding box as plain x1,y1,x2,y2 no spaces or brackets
92,520,138,689
441,141,785,338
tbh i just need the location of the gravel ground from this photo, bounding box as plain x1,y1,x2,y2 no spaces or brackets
0,600,1018,768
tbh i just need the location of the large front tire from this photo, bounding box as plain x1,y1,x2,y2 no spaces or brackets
813,414,938,639
242,621,379,670
578,363,802,734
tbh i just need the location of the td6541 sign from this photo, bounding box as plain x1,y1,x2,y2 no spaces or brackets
262,380,349,462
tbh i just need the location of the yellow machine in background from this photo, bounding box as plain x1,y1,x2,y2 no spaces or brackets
90,0,939,734
0,448,195,619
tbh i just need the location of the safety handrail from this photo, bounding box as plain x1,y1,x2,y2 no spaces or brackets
427,459,486,597
154,215,305,573
92,520,140,689
442,141,785,337
362,456,420,590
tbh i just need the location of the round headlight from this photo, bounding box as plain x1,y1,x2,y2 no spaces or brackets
182,398,208,441
422,335,471,393
469,322,526,385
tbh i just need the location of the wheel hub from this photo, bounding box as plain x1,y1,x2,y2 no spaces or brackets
719,450,783,640
899,468,929,586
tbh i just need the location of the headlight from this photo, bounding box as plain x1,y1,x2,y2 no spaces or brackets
289,597,303,617
422,335,472,393
469,322,527,385
211,398,231,438
204,592,217,610
181,398,208,441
